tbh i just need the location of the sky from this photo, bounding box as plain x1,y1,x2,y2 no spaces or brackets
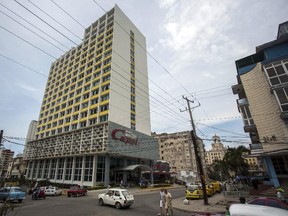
0,0,287,155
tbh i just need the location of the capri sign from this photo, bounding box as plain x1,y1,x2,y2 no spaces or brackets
111,129,138,145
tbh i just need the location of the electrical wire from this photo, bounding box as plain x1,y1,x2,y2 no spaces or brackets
0,25,57,59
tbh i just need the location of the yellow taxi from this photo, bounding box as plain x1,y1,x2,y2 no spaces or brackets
185,185,203,199
209,181,222,193
205,185,215,197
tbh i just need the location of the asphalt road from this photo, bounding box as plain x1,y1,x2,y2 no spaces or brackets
3,187,191,216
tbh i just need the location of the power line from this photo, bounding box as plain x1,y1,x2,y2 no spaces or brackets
0,2,71,50
27,0,83,41
50,0,86,29
0,25,57,59
0,10,66,52
14,0,78,46
0,53,48,78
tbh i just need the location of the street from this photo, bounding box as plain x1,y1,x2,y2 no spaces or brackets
3,187,192,216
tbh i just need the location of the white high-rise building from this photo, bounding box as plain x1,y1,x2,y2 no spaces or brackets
24,5,157,187
26,120,37,141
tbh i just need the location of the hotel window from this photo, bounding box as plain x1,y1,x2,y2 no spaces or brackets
43,160,50,179
64,126,69,132
81,111,88,118
37,160,44,179
239,105,254,126
74,157,82,181
73,114,79,120
89,118,97,125
82,102,88,108
49,159,57,180
99,114,108,122
65,157,73,180
91,98,98,105
84,156,93,181
131,104,135,111
264,61,288,111
101,94,109,101
80,121,86,128
71,124,77,129
92,89,99,95
90,108,97,115
57,158,64,180
100,104,109,112
102,84,110,91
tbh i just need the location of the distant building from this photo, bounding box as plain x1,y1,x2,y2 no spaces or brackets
205,135,227,165
26,120,37,141
6,154,27,179
24,5,157,187
243,155,261,175
0,148,14,177
154,131,206,179
232,21,288,187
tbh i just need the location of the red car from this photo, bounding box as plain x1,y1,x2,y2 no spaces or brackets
248,197,288,210
67,186,87,197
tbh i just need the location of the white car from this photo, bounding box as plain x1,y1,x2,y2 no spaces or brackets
98,188,134,209
227,203,288,216
44,186,62,196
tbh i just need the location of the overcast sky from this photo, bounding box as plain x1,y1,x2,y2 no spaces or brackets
1,0,287,154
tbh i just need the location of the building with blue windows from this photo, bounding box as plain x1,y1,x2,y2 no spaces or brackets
232,21,288,187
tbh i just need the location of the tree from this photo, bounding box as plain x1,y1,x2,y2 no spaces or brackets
223,146,250,178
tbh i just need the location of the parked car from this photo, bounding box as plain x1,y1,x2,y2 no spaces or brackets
98,188,134,209
67,186,87,197
248,197,288,210
32,187,46,200
0,187,26,203
185,185,203,199
205,185,215,197
45,186,62,196
209,181,222,193
227,203,288,216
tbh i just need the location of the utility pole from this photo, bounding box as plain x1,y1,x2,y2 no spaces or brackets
0,130,3,146
181,96,208,205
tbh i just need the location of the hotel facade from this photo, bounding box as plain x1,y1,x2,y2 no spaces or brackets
232,21,288,187
24,5,158,187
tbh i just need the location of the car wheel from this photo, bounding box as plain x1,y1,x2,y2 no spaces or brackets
18,199,22,203
76,193,79,197
44,196,46,199
99,198,104,206
67,193,71,197
115,202,122,209
84,192,87,196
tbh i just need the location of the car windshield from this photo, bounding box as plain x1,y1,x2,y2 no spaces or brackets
187,186,198,191
122,191,130,197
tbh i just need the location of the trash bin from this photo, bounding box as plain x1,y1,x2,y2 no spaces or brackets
239,197,246,203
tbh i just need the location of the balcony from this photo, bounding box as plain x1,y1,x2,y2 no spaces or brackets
232,83,244,95
280,111,288,119
244,124,257,133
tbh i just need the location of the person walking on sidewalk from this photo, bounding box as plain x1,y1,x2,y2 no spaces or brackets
158,188,165,216
163,189,174,216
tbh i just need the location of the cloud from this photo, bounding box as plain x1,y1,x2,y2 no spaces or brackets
16,83,39,92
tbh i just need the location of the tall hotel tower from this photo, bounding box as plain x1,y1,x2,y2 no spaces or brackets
24,5,158,187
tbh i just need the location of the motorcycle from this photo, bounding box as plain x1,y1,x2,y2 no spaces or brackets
32,188,46,200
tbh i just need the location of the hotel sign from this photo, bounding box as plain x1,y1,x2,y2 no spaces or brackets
111,129,138,145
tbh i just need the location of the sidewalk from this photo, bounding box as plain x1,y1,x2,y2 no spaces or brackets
172,192,243,215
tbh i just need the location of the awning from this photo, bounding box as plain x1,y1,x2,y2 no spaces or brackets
120,164,153,172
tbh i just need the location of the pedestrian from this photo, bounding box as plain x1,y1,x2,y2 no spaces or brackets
158,188,165,216
163,189,174,216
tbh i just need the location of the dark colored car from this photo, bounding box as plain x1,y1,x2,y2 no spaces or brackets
67,186,87,197
32,187,46,200
248,197,288,210
0,187,26,203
